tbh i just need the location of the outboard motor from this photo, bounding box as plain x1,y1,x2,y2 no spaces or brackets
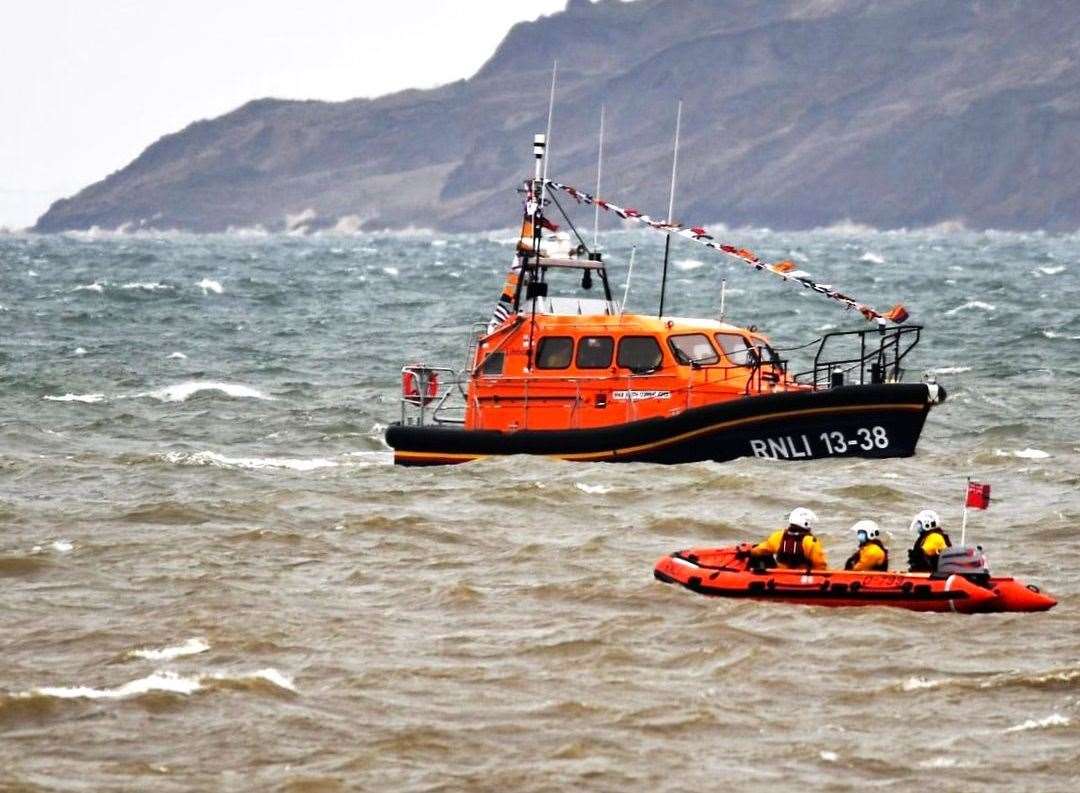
932,545,991,582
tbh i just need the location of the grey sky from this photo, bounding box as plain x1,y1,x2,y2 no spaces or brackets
1,0,566,228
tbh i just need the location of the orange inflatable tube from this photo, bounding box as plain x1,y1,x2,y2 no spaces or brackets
654,546,1056,614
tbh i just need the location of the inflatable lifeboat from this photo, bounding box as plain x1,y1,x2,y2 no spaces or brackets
386,132,946,466
654,546,1056,614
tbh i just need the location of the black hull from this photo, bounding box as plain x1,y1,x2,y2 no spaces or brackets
385,383,944,466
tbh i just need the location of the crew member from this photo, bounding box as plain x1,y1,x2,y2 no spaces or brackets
907,509,951,573
750,507,828,570
844,520,889,571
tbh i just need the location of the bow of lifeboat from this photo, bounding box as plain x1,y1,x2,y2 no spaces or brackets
654,547,1054,614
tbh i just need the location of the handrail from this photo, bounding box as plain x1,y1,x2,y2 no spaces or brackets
793,325,922,388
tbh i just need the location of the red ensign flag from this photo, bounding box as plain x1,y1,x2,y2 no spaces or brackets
966,481,991,510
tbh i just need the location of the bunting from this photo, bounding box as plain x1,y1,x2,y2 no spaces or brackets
546,180,908,324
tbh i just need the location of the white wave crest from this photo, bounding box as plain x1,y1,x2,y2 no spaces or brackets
224,668,296,692
51,539,74,553
946,301,995,315
285,208,317,233
902,676,942,691
859,251,885,264
382,266,400,277
1038,266,1065,275
142,382,272,403
330,215,363,234
674,258,705,271
344,451,394,466
929,366,972,375
575,482,613,495
121,281,172,291
1004,713,1070,733
196,278,223,294
163,451,337,472
43,393,106,403
994,448,1050,460
128,637,209,661
168,351,188,360
25,667,295,701
819,750,839,763
73,282,104,293
35,671,202,700
73,347,87,356
918,757,959,769
1042,330,1080,340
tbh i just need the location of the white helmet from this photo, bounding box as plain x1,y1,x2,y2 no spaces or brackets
788,507,818,531
910,509,942,535
851,519,883,544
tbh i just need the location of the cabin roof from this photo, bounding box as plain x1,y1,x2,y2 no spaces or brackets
496,311,764,338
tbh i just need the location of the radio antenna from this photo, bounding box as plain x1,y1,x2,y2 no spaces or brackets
658,99,682,317
621,245,637,315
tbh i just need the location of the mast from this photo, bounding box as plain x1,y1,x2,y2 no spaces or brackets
526,62,558,368
658,99,682,317
593,105,605,250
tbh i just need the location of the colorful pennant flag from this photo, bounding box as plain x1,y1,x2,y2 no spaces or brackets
546,179,908,324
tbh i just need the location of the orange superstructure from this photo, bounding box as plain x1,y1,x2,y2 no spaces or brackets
466,312,806,433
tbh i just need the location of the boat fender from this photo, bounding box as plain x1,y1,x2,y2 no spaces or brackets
925,383,947,404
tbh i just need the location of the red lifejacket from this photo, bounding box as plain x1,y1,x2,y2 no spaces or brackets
776,526,811,567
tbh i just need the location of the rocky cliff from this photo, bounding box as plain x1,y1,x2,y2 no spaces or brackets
35,0,1080,233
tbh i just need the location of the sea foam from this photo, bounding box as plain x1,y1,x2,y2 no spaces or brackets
196,278,223,294
163,451,337,471
22,668,296,701
995,448,1050,460
121,281,172,291
143,382,272,402
946,300,995,315
43,393,106,403
128,637,209,661
1003,713,1070,733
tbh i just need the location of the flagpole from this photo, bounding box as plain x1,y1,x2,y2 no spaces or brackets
960,475,971,545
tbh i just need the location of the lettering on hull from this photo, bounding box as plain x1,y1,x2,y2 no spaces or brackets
612,390,672,402
750,426,892,459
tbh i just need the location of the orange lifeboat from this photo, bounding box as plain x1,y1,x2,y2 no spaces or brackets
385,133,946,466
654,546,1056,614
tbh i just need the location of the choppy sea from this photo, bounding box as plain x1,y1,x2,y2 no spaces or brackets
1,226,1078,791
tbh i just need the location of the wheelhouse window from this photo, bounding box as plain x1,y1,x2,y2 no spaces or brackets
480,351,505,375
576,336,614,369
536,337,573,369
669,333,719,366
617,336,663,373
714,333,758,367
